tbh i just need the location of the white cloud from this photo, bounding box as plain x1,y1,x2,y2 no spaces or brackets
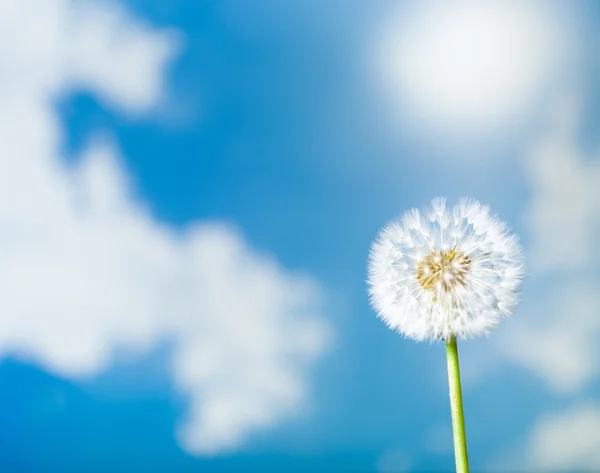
496,283,600,395
488,403,600,471
479,87,600,470
523,97,600,274
519,403,600,471
493,95,600,394
489,92,600,469
374,0,573,135
0,0,331,455
0,0,179,114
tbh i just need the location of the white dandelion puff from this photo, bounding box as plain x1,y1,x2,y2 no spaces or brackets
368,198,524,341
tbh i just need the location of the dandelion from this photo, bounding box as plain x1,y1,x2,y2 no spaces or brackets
367,197,524,473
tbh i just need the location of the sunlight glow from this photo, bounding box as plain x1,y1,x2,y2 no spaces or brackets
376,1,572,134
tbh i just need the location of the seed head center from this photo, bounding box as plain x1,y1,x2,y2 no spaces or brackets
416,249,470,292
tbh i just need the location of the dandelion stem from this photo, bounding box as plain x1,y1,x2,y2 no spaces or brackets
446,336,470,473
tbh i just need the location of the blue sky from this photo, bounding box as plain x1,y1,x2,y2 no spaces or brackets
1,0,600,471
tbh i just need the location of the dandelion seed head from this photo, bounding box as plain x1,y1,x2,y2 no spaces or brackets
367,198,525,341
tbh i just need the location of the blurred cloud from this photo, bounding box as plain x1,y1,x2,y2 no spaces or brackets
497,282,600,395
0,0,179,114
488,92,600,470
373,0,573,136
523,97,600,274
0,0,331,455
502,403,600,471
495,95,600,394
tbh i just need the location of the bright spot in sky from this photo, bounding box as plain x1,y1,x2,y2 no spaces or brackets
376,1,572,134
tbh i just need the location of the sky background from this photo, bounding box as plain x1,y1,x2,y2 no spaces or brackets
0,0,599,471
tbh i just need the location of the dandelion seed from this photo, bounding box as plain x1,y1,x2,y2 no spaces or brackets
368,197,524,342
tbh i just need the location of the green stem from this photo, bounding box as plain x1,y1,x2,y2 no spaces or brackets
446,336,470,473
